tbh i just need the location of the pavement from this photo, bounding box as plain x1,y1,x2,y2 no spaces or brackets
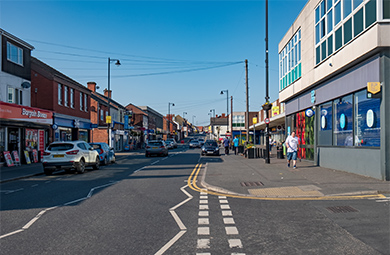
1,147,389,200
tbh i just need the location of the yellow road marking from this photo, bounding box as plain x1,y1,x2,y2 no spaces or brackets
187,164,386,201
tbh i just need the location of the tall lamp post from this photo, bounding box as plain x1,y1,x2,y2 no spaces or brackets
168,102,175,138
183,112,187,138
107,57,121,146
210,109,215,117
192,115,196,132
220,90,229,139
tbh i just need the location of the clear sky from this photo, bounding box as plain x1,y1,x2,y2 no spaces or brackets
0,0,306,126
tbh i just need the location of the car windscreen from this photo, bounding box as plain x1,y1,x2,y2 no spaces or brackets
47,144,74,151
91,144,102,149
205,142,217,147
149,142,162,146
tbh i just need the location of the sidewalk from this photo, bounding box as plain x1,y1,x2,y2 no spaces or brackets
200,153,390,199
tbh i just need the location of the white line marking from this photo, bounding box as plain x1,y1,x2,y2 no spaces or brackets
5,188,24,194
226,226,239,235
45,181,51,184
63,197,87,206
220,204,230,209
228,239,243,248
223,217,235,224
376,199,390,202
231,253,246,255
199,211,209,217
200,192,207,195
151,160,160,165
154,184,192,255
0,229,24,239
218,196,227,199
31,184,39,188
196,253,211,255
219,199,229,204
197,239,210,249
22,206,58,229
199,200,208,204
134,167,145,173
198,227,210,235
200,195,208,199
199,205,209,210
87,182,118,198
198,218,209,225
222,210,233,216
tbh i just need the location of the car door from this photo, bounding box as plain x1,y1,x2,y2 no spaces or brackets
77,142,88,162
84,142,95,163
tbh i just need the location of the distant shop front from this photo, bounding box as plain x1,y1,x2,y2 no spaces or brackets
52,113,92,143
0,102,53,164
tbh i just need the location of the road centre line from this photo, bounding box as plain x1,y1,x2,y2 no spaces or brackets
151,160,160,165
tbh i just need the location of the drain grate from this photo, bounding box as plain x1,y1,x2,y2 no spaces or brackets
326,206,359,213
241,181,264,187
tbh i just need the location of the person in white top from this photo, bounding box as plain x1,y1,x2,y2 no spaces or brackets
285,131,299,169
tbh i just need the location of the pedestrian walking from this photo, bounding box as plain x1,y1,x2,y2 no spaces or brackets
223,137,230,155
285,131,299,169
233,136,239,155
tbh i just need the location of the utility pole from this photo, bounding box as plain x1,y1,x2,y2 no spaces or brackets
263,0,272,164
230,96,233,141
245,59,249,144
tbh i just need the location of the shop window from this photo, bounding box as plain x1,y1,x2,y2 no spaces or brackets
343,18,352,44
318,102,333,146
365,0,376,28
354,90,380,147
353,8,364,37
334,95,353,146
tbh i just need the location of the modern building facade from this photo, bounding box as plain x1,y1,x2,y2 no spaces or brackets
279,0,389,180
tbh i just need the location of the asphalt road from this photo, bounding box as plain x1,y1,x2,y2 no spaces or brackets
1,143,389,254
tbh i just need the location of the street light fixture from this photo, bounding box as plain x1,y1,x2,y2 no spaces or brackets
183,112,188,138
220,90,229,117
210,109,215,118
107,57,121,146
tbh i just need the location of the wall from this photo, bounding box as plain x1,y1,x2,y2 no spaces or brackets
319,147,381,179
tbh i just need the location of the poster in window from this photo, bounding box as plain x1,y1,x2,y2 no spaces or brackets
25,129,38,152
12,150,21,165
24,151,31,164
32,149,38,163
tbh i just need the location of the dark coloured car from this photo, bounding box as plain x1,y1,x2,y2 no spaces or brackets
201,140,220,156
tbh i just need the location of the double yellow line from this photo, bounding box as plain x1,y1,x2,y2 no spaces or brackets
187,164,386,201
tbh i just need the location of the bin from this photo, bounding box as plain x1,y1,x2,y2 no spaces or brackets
237,146,244,154
277,146,284,159
247,148,255,158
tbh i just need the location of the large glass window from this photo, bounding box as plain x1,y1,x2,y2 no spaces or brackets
334,95,353,146
318,102,333,145
384,0,390,19
335,26,343,50
365,0,376,28
353,0,363,9
328,35,333,55
334,1,342,24
343,18,352,44
343,0,352,18
354,8,364,36
354,90,381,147
6,42,23,65
279,29,301,91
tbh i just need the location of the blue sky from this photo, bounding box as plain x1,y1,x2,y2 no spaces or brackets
0,0,306,126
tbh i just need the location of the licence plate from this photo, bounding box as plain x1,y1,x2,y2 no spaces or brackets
152,147,158,149
207,151,214,154
53,155,64,158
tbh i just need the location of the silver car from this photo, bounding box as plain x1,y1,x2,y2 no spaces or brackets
42,141,100,175
189,139,200,148
145,140,169,157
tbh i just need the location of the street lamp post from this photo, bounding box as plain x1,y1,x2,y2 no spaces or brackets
107,57,121,147
183,112,187,138
220,90,229,117
168,102,175,138
192,115,196,132
210,109,215,118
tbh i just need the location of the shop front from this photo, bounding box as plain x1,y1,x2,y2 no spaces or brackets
0,102,53,164
52,113,92,143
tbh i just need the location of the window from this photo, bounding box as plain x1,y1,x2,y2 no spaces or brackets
365,0,376,28
84,94,87,112
70,88,74,108
58,84,62,105
8,87,14,103
100,109,104,121
353,0,363,9
354,90,380,147
64,86,68,107
334,95,353,146
335,26,343,50
14,89,22,105
327,35,333,55
334,1,342,25
321,40,327,61
353,8,364,36
384,0,390,19
343,18,352,44
279,29,301,91
343,0,352,18
6,42,23,65
318,102,333,146
316,46,321,64
80,92,83,111
327,9,333,33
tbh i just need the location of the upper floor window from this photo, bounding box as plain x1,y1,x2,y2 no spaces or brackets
279,29,301,91
64,86,68,107
58,84,62,105
6,42,23,66
70,88,74,108
315,0,376,65
100,109,104,121
8,87,14,103
80,92,83,111
7,87,23,105
84,94,88,112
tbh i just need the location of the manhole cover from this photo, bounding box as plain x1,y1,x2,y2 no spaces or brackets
326,206,359,213
241,181,264,187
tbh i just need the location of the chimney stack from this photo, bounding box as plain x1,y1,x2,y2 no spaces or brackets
87,82,97,92
104,89,112,99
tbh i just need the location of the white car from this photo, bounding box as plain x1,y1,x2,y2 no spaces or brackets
42,141,100,175
166,138,177,148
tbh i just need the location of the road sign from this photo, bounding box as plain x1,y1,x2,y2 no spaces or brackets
264,118,270,124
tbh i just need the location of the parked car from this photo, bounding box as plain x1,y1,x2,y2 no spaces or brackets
165,140,174,149
42,141,100,175
145,140,169,157
201,140,220,156
198,138,205,146
89,142,115,165
189,139,200,148
166,138,177,148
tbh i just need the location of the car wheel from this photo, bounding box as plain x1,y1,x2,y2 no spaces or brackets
76,158,85,174
44,168,53,176
92,156,100,170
